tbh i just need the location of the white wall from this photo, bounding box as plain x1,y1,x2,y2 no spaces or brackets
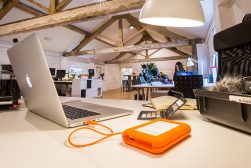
216,0,251,31
217,5,235,30
0,47,9,65
103,64,121,91
232,0,251,24
61,57,89,73
197,43,210,75
45,52,62,70
60,59,117,91
205,0,251,75
205,19,218,69
0,45,61,70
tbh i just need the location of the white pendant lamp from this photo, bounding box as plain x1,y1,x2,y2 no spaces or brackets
139,0,205,27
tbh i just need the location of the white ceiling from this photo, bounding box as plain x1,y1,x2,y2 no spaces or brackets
0,0,215,61
166,0,215,39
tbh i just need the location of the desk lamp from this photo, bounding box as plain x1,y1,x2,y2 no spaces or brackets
186,56,204,75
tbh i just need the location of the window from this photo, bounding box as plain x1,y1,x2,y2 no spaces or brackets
96,66,102,74
121,68,132,76
68,67,83,77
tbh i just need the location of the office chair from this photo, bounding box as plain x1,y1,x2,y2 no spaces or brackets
173,75,203,98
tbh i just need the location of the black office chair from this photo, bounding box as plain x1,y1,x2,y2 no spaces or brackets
173,75,203,98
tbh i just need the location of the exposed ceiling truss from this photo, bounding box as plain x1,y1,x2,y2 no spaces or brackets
71,15,120,52
0,0,145,37
112,55,190,64
0,0,18,20
27,0,49,13
0,0,204,64
64,14,191,62
13,1,119,46
56,0,72,12
108,36,146,63
63,40,191,56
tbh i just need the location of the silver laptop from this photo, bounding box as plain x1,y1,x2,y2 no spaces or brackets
7,34,132,128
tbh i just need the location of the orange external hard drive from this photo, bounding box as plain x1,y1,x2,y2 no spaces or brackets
122,119,191,154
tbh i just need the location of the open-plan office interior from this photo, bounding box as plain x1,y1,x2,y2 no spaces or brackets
0,0,251,168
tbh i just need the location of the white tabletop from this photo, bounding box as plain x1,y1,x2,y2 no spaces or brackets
132,83,215,89
0,97,251,168
132,83,175,88
54,80,73,83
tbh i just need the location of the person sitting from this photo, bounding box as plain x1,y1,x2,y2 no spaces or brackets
132,72,138,85
173,62,191,77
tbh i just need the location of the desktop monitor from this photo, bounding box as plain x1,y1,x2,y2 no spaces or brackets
56,70,66,80
49,68,56,77
88,69,94,78
1,64,13,72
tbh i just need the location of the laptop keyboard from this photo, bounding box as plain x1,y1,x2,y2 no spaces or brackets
62,105,100,120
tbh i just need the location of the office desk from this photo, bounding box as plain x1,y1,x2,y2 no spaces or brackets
0,98,251,168
132,83,175,100
54,81,72,96
53,80,73,85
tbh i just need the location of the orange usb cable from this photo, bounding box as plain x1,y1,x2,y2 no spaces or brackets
68,120,122,148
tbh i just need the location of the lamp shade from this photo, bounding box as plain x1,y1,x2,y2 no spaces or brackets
139,0,205,27
187,57,195,67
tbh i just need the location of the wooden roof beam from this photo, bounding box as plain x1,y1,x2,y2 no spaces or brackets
15,1,44,16
123,14,188,56
14,2,117,47
15,2,86,34
148,49,161,57
123,14,188,41
123,15,152,40
108,37,146,63
49,0,56,14
56,0,72,12
119,28,145,46
118,17,124,45
71,16,120,52
139,28,190,56
168,47,189,55
95,35,119,47
27,0,49,13
0,0,18,20
63,40,191,57
0,0,145,37
112,55,189,64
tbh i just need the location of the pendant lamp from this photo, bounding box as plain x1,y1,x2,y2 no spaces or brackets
139,0,205,27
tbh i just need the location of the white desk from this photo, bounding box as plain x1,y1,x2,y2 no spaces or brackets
72,78,102,98
132,83,175,100
54,80,73,84
132,83,175,89
0,98,251,168
54,80,73,96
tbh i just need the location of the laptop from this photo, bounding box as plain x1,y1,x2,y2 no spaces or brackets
7,33,133,128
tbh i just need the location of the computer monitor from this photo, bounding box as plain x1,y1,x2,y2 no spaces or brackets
88,69,94,79
1,64,13,72
49,68,56,77
56,70,66,80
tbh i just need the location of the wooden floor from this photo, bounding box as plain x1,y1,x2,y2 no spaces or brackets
102,88,170,100
102,89,138,100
